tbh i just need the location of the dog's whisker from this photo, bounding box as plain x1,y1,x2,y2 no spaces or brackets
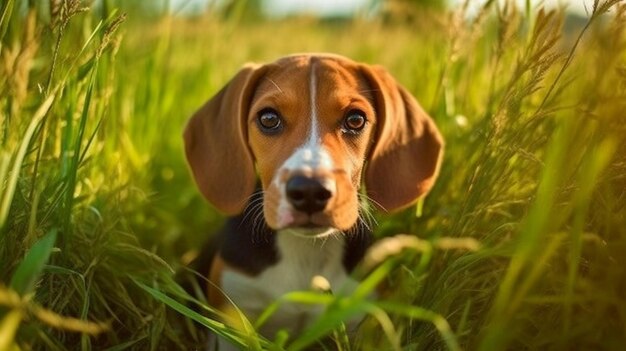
242,189,263,204
250,206,264,241
358,215,373,233
333,230,343,241
357,199,381,229
357,192,388,213
360,206,378,227
242,190,274,243
241,192,264,213
252,206,269,242
239,198,265,233
240,196,265,243
240,198,264,224
358,206,372,220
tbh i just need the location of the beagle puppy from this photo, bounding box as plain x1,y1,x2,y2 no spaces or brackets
184,53,443,348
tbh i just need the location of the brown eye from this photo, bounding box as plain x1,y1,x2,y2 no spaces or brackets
257,108,283,134
343,110,367,134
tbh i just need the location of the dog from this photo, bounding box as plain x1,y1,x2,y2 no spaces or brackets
183,53,444,349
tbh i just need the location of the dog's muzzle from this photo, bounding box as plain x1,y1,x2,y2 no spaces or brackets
285,175,332,214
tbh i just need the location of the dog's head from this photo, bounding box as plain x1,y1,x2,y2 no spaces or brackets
184,54,443,236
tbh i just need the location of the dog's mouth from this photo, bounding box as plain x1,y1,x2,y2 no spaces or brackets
267,195,359,234
297,220,322,229
283,224,336,238
280,211,341,232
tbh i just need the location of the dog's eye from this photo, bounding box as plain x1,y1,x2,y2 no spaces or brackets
342,110,367,134
257,109,283,134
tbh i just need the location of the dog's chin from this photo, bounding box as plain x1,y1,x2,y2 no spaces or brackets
282,226,337,238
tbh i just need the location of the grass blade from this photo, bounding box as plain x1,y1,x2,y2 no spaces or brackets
0,0,15,45
9,229,57,296
0,309,22,351
0,95,55,231
133,280,266,350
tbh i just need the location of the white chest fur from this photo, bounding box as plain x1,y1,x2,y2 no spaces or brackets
220,230,359,339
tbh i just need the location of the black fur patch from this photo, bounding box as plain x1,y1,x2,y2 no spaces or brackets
193,190,374,281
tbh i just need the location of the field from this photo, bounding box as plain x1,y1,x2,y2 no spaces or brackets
1,0,625,350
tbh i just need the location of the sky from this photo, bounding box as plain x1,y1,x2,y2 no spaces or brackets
264,0,369,16
266,0,594,16
451,0,592,16
173,0,596,17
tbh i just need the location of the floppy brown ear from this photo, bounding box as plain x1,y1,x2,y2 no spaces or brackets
183,64,266,215
361,64,444,212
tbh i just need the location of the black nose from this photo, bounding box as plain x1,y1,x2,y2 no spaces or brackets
286,175,332,214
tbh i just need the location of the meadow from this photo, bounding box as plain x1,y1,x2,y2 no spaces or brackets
1,0,625,350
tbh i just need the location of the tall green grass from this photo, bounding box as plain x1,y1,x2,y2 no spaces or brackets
1,0,625,350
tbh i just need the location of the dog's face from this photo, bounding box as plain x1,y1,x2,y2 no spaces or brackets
184,54,443,235
247,56,376,232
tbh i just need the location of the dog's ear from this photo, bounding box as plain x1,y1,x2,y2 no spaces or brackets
360,64,444,212
183,64,266,215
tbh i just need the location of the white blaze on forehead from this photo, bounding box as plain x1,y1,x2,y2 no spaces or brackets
303,61,333,169
276,60,334,174
308,62,319,145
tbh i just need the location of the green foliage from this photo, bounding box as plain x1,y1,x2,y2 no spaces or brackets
9,230,57,296
1,0,625,350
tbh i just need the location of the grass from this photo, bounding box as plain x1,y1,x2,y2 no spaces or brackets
1,0,625,349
